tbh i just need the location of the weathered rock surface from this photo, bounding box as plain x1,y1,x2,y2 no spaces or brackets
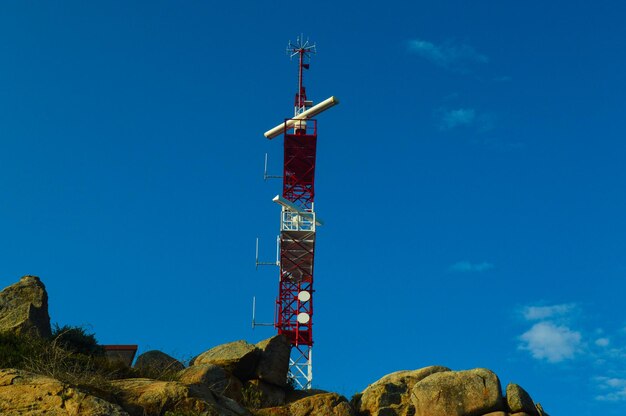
285,388,330,402
0,368,129,416
134,350,185,373
506,383,538,416
356,365,450,416
255,335,290,387
113,378,250,416
179,363,243,402
410,368,504,416
193,340,261,380
0,275,51,337
255,392,354,416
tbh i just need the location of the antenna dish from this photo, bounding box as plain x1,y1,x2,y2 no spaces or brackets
298,291,311,302
297,312,310,324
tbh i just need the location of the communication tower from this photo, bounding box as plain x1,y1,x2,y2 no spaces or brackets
257,35,338,389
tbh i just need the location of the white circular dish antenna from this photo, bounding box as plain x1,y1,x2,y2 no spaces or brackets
297,290,311,302
297,312,310,324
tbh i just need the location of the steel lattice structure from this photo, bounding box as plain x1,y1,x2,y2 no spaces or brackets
261,35,338,389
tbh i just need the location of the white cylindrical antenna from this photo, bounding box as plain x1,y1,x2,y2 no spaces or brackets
252,296,256,329
251,295,275,328
263,153,282,180
256,237,281,268
264,96,339,139
255,238,259,270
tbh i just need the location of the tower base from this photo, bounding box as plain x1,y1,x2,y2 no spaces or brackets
289,345,312,389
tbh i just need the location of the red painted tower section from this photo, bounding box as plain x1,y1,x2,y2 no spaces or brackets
277,124,317,346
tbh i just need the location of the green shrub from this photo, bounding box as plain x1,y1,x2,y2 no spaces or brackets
285,376,297,392
51,324,104,356
241,383,262,409
0,325,139,392
0,331,47,369
0,325,182,395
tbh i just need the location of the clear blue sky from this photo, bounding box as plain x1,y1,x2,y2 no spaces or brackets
1,1,625,414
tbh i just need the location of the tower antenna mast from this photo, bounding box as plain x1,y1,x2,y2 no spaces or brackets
257,35,338,389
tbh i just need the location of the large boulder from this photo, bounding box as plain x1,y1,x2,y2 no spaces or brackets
178,363,243,402
255,335,291,387
356,366,450,416
506,383,538,415
256,392,354,416
506,383,539,416
134,350,185,374
410,368,504,416
192,340,261,380
0,275,52,337
112,378,250,416
0,368,129,415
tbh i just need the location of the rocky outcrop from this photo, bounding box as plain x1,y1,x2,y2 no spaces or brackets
134,350,185,373
411,368,504,416
192,340,261,380
0,275,51,337
113,378,250,416
256,392,354,416
0,276,552,416
505,383,538,415
178,363,244,402
355,366,548,416
255,335,290,387
355,365,450,416
0,368,129,416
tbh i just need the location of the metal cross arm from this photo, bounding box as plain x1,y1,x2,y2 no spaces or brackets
263,96,339,139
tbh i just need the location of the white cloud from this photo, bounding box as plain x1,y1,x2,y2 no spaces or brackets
596,338,611,347
440,108,476,130
407,39,488,70
594,377,626,401
448,261,494,273
519,321,582,363
522,304,576,321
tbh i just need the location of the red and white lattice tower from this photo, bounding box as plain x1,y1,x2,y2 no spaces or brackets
261,35,338,389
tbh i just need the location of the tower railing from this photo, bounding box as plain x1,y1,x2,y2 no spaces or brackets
280,210,316,232
284,118,317,136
